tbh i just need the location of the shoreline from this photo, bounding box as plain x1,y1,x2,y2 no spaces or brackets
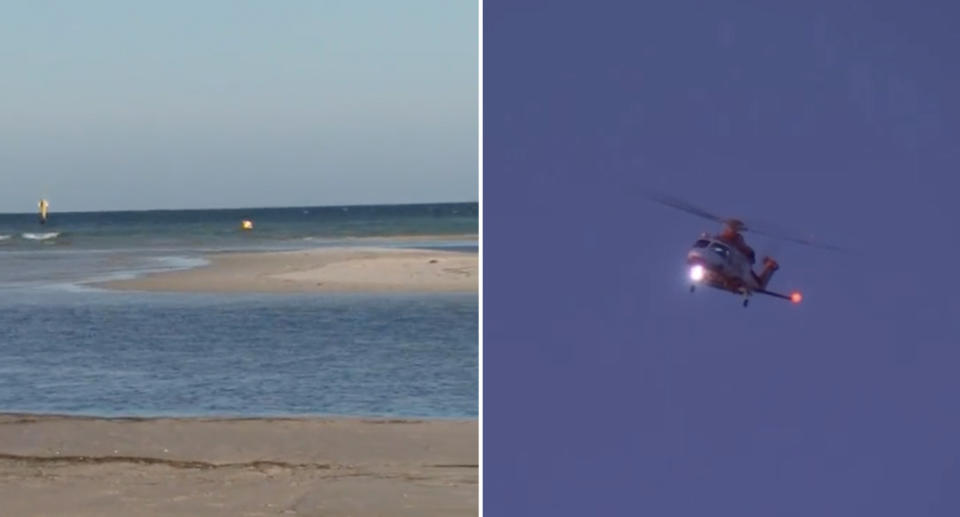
93,245,479,294
0,411,477,424
0,411,477,423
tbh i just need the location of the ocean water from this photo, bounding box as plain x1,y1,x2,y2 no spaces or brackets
0,203,478,418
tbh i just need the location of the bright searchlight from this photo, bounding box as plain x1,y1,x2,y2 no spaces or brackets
689,264,705,282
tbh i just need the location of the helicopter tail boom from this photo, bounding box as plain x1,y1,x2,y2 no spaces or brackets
756,288,803,304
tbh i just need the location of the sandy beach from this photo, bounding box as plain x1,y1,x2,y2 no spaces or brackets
98,247,478,293
0,414,477,516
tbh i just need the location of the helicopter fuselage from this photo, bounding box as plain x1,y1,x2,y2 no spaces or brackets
686,234,762,294
685,233,799,306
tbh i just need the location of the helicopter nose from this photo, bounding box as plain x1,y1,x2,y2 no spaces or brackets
687,249,721,269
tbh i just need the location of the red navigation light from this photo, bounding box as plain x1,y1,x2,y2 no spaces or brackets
790,292,803,304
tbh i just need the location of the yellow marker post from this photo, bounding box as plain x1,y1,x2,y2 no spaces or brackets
38,199,49,224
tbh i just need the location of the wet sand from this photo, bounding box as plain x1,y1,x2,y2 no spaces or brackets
0,414,477,516
97,247,478,293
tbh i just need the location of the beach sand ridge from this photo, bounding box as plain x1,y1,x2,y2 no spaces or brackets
0,415,478,516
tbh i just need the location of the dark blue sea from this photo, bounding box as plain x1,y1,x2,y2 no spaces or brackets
0,202,478,418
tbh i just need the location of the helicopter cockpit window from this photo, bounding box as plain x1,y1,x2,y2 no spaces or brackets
709,243,730,259
693,239,710,248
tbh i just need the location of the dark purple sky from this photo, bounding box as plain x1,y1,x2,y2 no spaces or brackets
485,1,960,515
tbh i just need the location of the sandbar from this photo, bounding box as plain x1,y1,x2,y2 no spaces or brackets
0,414,477,516
98,247,478,293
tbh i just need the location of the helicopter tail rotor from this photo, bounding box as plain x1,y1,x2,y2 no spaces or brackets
757,257,779,289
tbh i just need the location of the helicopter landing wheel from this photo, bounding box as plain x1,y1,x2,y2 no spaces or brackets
742,298,749,308
690,285,695,293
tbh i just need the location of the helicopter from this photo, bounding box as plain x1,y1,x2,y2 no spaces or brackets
647,192,845,307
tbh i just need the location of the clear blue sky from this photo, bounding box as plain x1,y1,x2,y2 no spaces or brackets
485,1,960,515
0,1,477,212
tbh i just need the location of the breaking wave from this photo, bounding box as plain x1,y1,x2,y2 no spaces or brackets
21,232,61,241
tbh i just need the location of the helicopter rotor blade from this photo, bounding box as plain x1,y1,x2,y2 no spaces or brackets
730,212,852,253
746,225,850,254
644,189,852,254
644,190,727,225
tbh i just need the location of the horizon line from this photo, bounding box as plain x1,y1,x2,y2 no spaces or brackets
0,199,479,217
